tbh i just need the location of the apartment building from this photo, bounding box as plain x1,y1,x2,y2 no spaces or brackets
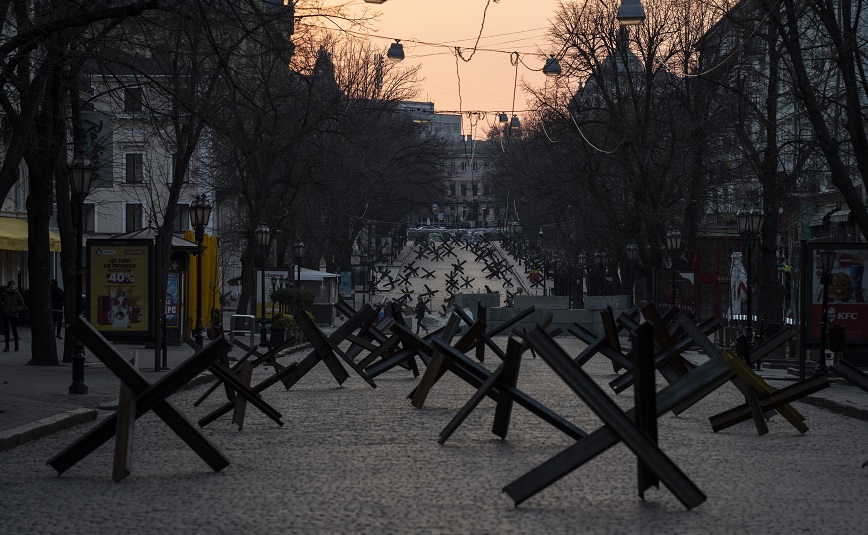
397,101,501,228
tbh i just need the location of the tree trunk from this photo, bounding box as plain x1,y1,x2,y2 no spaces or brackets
235,242,257,316
25,166,58,365
757,20,785,330
24,52,65,366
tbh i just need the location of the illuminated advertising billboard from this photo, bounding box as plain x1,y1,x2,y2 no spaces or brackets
803,242,867,346
87,239,153,339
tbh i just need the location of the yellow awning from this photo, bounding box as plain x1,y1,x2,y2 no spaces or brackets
0,217,61,252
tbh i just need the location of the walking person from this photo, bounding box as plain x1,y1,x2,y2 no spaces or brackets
1,281,25,352
415,296,428,335
50,279,65,339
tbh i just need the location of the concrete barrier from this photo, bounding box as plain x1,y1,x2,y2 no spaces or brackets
513,295,569,310
454,292,500,309
487,305,629,336
454,294,633,337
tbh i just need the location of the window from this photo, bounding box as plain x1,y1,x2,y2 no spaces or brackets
125,204,143,233
472,161,478,171
125,153,143,183
472,184,478,196
461,184,468,196
83,204,95,233
174,204,190,233
449,183,456,196
484,184,491,196
461,161,467,172
450,161,456,171
124,87,143,112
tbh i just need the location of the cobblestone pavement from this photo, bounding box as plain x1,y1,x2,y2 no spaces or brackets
1,335,867,535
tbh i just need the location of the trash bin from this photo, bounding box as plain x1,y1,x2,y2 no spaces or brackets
829,324,845,353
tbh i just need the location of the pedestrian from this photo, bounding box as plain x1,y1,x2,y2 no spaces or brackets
1,281,25,352
415,296,428,335
50,279,65,339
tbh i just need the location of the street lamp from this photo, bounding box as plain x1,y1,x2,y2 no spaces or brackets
617,0,646,25
68,158,93,394
279,275,287,315
665,228,682,309
189,194,212,348
255,222,271,347
736,202,764,368
386,39,404,62
270,277,277,322
626,240,639,307
577,251,587,306
594,251,609,295
816,249,836,374
509,115,521,132
543,55,562,77
293,239,306,290
360,251,369,305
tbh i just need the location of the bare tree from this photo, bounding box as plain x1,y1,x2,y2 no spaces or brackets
770,0,868,240
494,0,700,299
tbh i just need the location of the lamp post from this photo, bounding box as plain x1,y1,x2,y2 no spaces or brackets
189,194,212,348
255,222,271,347
270,277,277,321
665,228,682,309
360,251,368,306
736,202,764,368
594,251,608,295
626,240,639,307
577,251,587,307
68,158,93,394
816,249,836,374
279,275,287,315
293,239,305,291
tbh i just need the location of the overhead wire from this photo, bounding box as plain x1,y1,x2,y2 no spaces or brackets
510,51,520,118
455,0,499,62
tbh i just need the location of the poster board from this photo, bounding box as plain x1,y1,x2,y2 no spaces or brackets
255,269,290,318
87,239,153,339
339,270,353,299
801,242,867,346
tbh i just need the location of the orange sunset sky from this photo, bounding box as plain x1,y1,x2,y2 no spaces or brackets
332,0,564,136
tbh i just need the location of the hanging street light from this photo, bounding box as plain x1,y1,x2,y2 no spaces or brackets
509,115,521,132
387,40,404,62
617,0,646,26
68,157,94,394
543,55,562,77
